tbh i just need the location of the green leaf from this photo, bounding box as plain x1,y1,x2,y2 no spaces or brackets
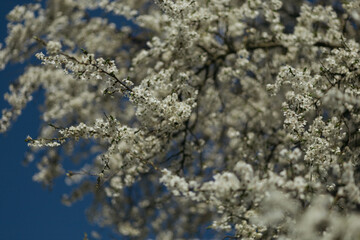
80,48,88,55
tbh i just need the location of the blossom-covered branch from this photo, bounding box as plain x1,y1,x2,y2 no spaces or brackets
1,0,360,239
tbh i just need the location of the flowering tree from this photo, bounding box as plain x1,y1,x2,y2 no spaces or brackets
1,0,360,238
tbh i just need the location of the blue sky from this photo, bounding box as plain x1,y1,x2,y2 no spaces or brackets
0,1,105,239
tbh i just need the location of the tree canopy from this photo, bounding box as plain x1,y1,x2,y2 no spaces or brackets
1,0,360,239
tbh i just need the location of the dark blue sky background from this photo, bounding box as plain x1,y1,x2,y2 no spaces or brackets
0,1,105,240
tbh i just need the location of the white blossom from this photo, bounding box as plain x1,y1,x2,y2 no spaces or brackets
1,0,360,239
